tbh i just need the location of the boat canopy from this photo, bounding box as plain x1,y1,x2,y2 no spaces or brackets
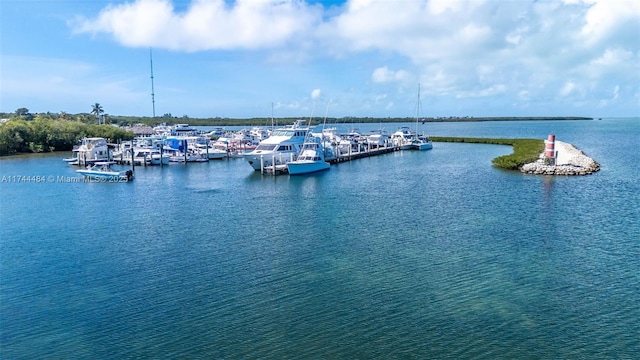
164,138,187,151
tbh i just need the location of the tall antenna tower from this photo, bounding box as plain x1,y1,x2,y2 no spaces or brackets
150,48,156,118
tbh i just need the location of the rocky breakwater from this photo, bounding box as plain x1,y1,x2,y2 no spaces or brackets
520,140,600,176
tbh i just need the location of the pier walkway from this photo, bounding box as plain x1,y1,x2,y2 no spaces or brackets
261,144,400,175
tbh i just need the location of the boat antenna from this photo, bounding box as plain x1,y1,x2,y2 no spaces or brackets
309,100,317,127
150,48,156,118
271,102,275,129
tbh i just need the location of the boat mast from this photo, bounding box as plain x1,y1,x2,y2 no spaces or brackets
150,48,156,118
322,100,330,132
415,83,421,134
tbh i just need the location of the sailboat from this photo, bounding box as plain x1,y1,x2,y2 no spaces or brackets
410,83,433,150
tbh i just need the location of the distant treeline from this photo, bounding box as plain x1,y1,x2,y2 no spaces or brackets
0,110,592,127
107,115,593,127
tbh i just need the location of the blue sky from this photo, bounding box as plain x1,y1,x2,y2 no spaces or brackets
1,0,639,119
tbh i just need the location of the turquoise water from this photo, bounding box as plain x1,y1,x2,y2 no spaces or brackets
1,119,639,358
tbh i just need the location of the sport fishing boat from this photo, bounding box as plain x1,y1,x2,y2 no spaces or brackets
287,135,330,175
243,120,310,171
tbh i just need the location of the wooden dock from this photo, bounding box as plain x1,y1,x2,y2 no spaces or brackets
261,144,401,175
262,164,290,175
328,145,399,164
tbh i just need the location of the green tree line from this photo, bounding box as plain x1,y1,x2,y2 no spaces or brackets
0,115,134,155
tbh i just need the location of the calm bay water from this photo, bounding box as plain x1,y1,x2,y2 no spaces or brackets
1,119,639,359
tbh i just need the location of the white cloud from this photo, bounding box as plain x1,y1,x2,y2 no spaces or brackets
371,67,410,83
72,0,322,51
560,82,577,96
427,0,474,15
612,85,620,101
375,94,387,102
598,85,621,107
505,34,521,46
579,0,640,43
457,84,508,99
285,101,301,110
320,0,493,60
591,47,634,67
311,88,321,100
57,0,640,116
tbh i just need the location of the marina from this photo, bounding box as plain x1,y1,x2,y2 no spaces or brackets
68,120,432,176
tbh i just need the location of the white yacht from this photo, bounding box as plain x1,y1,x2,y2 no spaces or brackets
390,127,416,150
203,127,225,137
195,143,228,160
75,137,111,165
190,136,227,159
171,124,199,136
366,129,390,148
390,126,432,150
243,120,310,171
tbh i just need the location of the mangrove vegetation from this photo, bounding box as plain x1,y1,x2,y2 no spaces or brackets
430,137,545,170
0,117,134,155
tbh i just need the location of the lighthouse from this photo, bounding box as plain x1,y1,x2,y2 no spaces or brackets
545,134,556,165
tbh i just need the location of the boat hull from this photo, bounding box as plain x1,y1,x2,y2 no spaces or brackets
76,169,133,181
287,161,330,175
150,155,171,165
243,151,297,171
203,151,228,160
412,142,433,150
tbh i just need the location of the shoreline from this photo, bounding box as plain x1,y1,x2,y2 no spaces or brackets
520,140,600,175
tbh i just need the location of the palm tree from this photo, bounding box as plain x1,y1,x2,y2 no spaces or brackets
91,103,104,124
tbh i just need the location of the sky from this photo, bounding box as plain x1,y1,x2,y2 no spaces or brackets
1,0,639,119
